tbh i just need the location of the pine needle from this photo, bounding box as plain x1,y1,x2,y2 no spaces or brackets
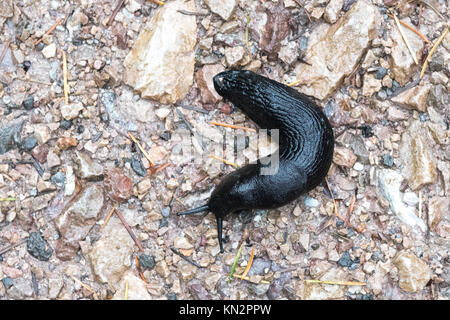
232,274,270,284
392,12,418,65
127,131,155,166
63,51,69,104
100,206,115,232
228,243,244,283
124,280,129,300
245,14,252,59
240,247,255,280
0,197,15,202
386,14,429,43
210,121,256,133
306,279,366,286
34,18,62,46
209,154,238,169
325,177,345,221
70,275,99,300
420,27,449,78
135,256,148,284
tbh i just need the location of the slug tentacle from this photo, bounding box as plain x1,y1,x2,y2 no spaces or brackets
177,70,335,253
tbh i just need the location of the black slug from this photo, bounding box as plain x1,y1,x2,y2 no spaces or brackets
178,70,334,253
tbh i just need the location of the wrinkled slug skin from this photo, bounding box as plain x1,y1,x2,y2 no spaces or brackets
179,70,335,252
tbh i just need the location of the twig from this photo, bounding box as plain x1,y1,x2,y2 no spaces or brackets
34,18,62,46
210,121,256,133
180,104,209,114
127,131,155,166
418,190,423,219
228,243,244,283
420,0,446,21
31,271,39,297
386,14,429,43
0,40,11,65
392,12,418,65
240,247,255,280
114,208,144,252
245,15,252,60
62,5,74,27
170,247,203,268
324,177,345,221
305,279,366,286
69,276,99,299
418,2,423,27
293,0,311,23
0,239,27,256
16,78,53,85
0,197,15,202
149,162,170,175
209,154,239,169
107,0,125,27
345,194,356,228
63,51,69,105
232,274,270,284
30,154,44,177
124,280,129,300
100,206,115,232
177,10,207,16
420,27,449,78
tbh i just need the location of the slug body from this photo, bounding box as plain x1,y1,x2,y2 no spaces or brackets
178,70,334,252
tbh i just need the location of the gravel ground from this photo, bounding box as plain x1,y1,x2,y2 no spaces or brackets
0,0,449,300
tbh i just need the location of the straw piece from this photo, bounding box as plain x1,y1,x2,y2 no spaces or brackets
209,154,238,169
100,207,115,232
387,14,429,43
232,274,270,284
128,131,155,166
63,51,69,104
210,121,257,133
420,27,449,78
393,13,418,65
306,279,366,286
70,275,99,299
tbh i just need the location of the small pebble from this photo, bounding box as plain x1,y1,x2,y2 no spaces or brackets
381,154,394,167
23,61,31,72
27,232,53,261
338,251,353,267
375,67,387,80
22,136,38,151
22,96,34,110
60,120,73,130
77,125,85,134
305,197,320,207
2,277,14,289
138,254,156,270
160,131,171,141
51,172,66,188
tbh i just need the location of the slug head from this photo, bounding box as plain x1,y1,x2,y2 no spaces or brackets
213,70,281,129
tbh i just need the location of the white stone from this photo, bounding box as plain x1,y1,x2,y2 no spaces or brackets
42,43,57,59
205,0,238,21
123,0,197,104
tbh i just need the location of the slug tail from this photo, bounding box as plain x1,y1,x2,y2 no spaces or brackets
217,217,224,253
177,205,210,216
